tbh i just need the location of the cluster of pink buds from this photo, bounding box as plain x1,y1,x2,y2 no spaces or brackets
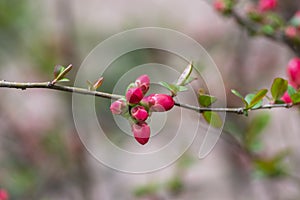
281,58,300,103
110,75,175,145
285,11,300,39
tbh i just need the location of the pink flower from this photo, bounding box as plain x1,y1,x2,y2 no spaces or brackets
135,74,150,94
110,99,127,115
281,92,292,103
132,122,151,145
0,189,8,200
148,94,175,112
213,0,225,12
131,106,148,121
287,57,300,88
285,26,297,38
126,87,144,104
258,0,277,12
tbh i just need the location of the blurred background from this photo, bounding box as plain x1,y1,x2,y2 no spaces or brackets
1,0,300,199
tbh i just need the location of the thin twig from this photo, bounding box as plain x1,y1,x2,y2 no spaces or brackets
0,80,295,114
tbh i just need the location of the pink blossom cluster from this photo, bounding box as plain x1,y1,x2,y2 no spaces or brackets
282,58,300,103
285,11,300,39
213,0,277,14
110,75,175,145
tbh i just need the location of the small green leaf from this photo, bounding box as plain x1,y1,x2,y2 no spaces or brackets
52,64,73,84
261,25,274,35
198,94,217,107
291,92,300,104
253,150,289,178
202,111,223,128
271,78,288,101
287,85,296,96
274,99,285,104
231,89,249,108
134,183,160,197
54,65,65,78
159,81,186,96
178,86,188,92
57,78,69,83
183,77,197,85
166,176,183,194
247,89,268,109
176,62,193,86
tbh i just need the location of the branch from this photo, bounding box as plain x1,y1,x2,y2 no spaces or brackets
0,80,294,114
231,9,300,56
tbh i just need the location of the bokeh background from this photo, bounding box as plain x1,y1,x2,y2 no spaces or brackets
1,0,300,199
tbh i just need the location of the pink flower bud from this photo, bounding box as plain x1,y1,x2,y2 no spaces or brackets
126,87,144,104
148,94,175,112
110,99,127,115
0,189,8,200
287,58,300,88
213,0,226,12
135,74,150,94
258,0,277,12
131,106,148,121
281,92,292,103
132,122,150,145
285,26,297,38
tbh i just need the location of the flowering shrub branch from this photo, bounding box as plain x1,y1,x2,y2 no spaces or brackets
0,78,294,112
1,63,299,132
214,0,300,56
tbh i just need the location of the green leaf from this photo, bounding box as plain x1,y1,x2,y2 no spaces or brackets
53,65,65,78
287,85,296,96
253,150,289,178
245,94,255,106
52,64,73,84
202,111,223,128
57,78,69,83
261,25,274,35
198,94,217,107
176,62,193,86
183,77,197,85
291,92,300,104
247,89,268,109
178,86,188,92
159,81,187,96
271,78,288,101
134,183,160,197
166,176,183,194
231,89,249,108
